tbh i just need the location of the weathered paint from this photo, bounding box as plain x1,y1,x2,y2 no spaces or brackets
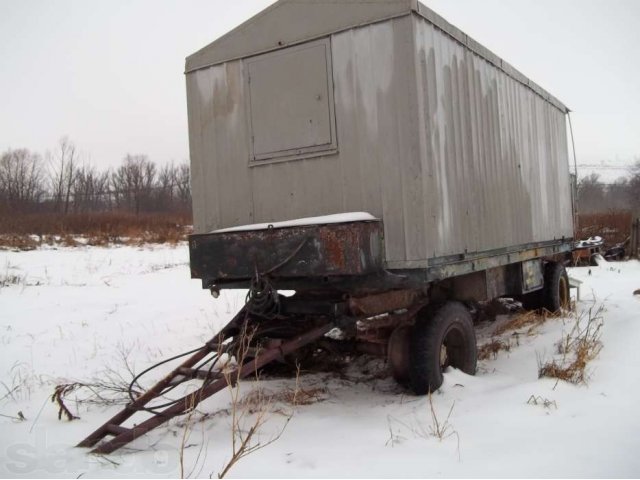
185,0,417,72
411,16,573,267
189,220,384,286
185,1,573,271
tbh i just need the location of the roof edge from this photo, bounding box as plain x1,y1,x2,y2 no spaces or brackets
185,0,416,73
414,2,568,113
184,0,568,114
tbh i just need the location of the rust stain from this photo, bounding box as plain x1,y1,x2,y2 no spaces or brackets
349,289,417,316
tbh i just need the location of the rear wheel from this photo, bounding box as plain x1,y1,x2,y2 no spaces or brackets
543,262,570,313
387,326,411,383
408,302,477,395
520,289,542,311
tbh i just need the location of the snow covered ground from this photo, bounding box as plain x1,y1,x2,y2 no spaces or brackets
0,244,639,478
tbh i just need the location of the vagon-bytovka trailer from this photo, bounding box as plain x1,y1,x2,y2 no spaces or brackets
79,0,573,454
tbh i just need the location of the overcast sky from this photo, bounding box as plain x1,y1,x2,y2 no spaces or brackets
1,0,639,179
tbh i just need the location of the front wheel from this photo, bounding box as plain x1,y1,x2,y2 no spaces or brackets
408,302,477,395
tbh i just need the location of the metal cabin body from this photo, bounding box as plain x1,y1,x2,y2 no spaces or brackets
185,0,573,270
184,0,574,391
185,0,574,302
75,1,576,455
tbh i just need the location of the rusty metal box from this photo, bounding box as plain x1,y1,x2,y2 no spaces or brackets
189,220,384,287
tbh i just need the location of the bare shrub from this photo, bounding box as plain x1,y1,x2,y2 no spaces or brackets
538,303,604,385
50,374,143,420
50,344,144,420
178,395,209,479
216,328,296,478
576,210,632,245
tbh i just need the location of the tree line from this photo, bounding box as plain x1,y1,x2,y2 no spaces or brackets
0,137,191,215
577,160,640,214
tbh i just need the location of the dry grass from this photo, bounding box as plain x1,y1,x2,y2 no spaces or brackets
527,395,557,409
241,385,328,411
538,303,604,386
478,339,512,360
0,272,24,287
0,234,40,251
0,211,192,249
494,309,552,336
479,309,563,362
427,392,456,441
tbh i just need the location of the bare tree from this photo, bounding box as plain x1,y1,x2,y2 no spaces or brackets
156,162,177,211
2,143,192,217
605,177,630,211
49,137,80,214
175,162,191,209
577,173,606,213
111,154,157,214
0,148,46,211
628,159,640,214
73,164,111,212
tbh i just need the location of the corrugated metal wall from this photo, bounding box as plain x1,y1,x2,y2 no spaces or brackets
186,12,573,269
187,15,418,265
410,15,573,266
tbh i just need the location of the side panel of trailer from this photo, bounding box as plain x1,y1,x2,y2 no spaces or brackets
407,14,573,268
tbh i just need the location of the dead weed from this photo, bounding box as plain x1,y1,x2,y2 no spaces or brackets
478,339,512,360
538,303,604,386
495,309,552,336
241,385,328,412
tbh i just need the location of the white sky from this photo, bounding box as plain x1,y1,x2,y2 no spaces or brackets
1,0,639,178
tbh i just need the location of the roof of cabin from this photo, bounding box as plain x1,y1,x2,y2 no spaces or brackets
185,0,568,112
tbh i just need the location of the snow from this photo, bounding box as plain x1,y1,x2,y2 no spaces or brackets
1,244,639,478
211,212,378,233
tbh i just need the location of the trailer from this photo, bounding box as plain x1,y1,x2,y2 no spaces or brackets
79,0,573,454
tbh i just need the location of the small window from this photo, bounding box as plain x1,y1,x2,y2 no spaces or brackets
246,38,337,163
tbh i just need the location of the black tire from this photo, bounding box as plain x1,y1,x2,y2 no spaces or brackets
408,302,477,395
520,289,542,311
543,262,570,313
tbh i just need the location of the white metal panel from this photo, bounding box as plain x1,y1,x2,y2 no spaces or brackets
186,60,255,232
411,16,572,263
